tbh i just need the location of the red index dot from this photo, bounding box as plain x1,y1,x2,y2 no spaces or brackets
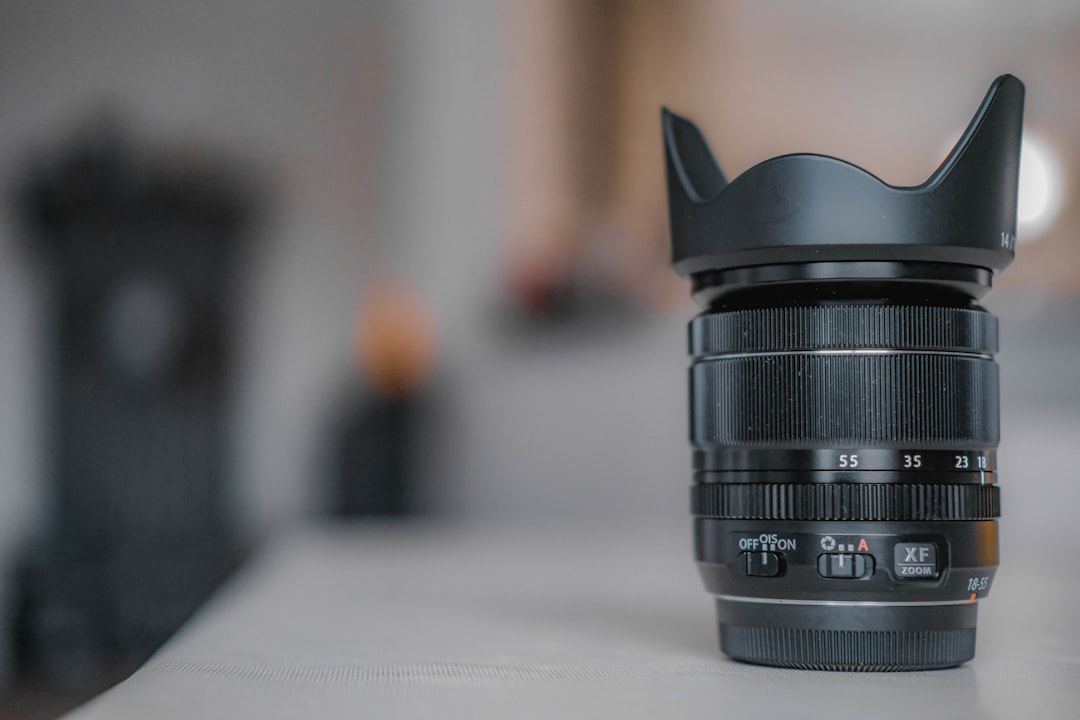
970,593,977,600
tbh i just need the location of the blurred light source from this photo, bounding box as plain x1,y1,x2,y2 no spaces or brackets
1017,132,1064,242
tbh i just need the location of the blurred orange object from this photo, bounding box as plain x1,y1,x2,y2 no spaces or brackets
355,277,439,398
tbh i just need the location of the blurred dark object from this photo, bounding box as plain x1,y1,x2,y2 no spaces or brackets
10,118,256,682
332,279,437,516
333,393,421,516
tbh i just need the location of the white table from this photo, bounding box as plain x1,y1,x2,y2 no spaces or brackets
64,518,1080,719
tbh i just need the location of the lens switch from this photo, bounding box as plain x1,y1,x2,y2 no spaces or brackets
741,551,781,577
817,553,873,579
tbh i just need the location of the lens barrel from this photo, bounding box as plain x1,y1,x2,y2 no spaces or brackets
664,76,1024,670
691,299,1000,670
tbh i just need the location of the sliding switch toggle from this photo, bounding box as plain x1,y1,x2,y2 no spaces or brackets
741,551,781,577
818,553,873,579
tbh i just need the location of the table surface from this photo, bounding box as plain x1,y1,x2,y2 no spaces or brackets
66,520,1080,719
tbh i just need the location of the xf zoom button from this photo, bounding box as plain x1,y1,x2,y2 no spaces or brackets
894,543,939,579
817,553,874,579
740,551,782,577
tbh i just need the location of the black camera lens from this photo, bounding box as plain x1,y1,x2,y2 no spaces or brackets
663,75,1024,670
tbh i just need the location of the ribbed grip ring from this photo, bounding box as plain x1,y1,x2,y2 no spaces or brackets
691,482,1000,521
691,353,998,448
720,625,976,671
690,305,997,356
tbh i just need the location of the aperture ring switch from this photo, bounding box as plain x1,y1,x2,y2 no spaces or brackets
817,553,873,579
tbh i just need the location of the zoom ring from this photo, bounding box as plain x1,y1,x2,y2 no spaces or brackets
691,482,1000,521
690,305,997,356
691,353,998,447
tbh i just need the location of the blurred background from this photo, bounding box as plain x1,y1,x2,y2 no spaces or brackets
0,1,1078,716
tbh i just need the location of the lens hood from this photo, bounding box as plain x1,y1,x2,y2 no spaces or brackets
663,75,1024,301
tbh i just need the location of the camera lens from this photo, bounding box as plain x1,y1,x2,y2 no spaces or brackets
663,76,1024,670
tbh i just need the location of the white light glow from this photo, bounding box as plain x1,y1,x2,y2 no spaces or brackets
1017,133,1064,242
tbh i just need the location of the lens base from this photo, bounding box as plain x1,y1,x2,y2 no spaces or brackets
720,625,976,671
715,599,977,671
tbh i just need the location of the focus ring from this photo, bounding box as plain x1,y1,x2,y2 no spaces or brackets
691,353,998,448
691,482,1000,521
690,305,996,356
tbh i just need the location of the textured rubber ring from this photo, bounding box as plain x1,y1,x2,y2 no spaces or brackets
690,305,997,356
691,482,1000,521
691,353,998,447
720,625,976,671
